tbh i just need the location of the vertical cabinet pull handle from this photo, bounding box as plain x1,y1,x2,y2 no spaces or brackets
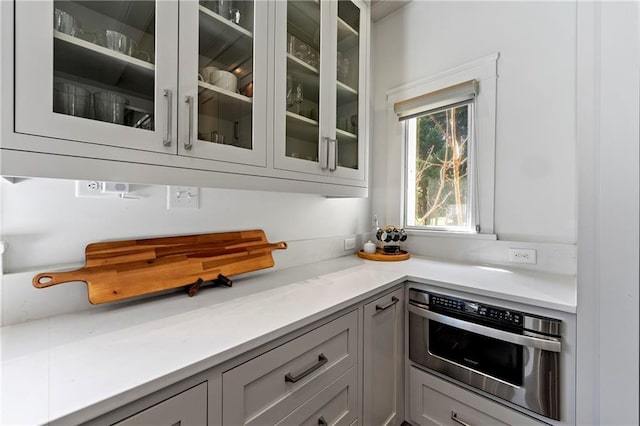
284,353,328,383
162,89,172,146
375,296,399,311
320,137,329,170
184,96,194,150
328,138,337,171
317,416,327,426
451,411,472,426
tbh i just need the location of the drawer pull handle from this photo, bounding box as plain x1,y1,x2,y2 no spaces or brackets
451,411,471,426
318,416,327,426
376,296,399,311
284,353,328,383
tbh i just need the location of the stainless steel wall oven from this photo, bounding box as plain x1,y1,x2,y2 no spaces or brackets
408,287,562,420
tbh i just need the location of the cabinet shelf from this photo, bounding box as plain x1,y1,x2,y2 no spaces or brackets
287,53,319,76
198,81,253,104
287,1,320,48
337,18,358,52
198,82,252,124
54,31,155,71
199,5,253,39
337,80,358,106
336,128,357,140
199,5,253,80
286,111,319,144
53,30,155,96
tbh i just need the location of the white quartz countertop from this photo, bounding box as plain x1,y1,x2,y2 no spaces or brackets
0,255,576,425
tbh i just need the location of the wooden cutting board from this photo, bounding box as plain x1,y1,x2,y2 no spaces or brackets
33,230,287,304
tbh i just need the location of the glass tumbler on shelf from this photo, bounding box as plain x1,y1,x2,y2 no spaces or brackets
294,78,304,115
340,58,350,83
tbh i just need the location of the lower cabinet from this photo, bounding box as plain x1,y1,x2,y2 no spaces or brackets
409,366,548,426
363,287,404,426
221,309,359,425
113,382,207,426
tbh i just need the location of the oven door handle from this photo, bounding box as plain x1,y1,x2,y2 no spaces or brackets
408,303,561,353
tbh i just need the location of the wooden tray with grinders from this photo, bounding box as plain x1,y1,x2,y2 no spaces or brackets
357,225,410,261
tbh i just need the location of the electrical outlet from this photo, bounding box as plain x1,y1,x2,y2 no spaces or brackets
76,180,129,198
167,186,200,209
508,248,537,264
344,238,356,250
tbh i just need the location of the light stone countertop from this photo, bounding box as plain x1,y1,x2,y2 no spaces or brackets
0,255,576,426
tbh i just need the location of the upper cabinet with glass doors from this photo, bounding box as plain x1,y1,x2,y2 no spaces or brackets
13,0,268,167
177,0,268,166
14,0,178,153
274,0,367,181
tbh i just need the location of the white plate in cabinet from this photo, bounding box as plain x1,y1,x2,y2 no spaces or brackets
112,382,207,426
276,367,358,426
409,366,549,426
222,310,358,425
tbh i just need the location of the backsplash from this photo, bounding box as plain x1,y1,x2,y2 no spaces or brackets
0,177,370,325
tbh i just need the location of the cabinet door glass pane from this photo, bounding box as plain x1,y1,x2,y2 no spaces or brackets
285,0,321,162
53,1,156,130
198,0,254,150
336,0,359,169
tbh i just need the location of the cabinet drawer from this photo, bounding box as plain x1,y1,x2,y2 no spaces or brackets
276,366,358,426
409,367,548,426
113,382,207,426
222,310,358,425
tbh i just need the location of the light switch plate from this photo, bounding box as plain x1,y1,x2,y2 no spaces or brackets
167,186,200,209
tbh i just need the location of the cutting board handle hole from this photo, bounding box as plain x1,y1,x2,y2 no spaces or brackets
37,276,52,285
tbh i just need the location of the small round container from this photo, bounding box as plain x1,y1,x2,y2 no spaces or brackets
363,240,376,254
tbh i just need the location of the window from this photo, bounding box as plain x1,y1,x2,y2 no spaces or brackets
386,54,498,237
405,101,475,231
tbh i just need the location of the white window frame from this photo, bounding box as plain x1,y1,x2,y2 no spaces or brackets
386,53,499,238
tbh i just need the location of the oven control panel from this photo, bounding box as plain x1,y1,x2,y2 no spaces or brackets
429,294,523,328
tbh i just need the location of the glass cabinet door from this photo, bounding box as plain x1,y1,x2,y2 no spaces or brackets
274,0,327,176
14,1,178,153
332,0,365,180
178,0,267,166
274,0,366,180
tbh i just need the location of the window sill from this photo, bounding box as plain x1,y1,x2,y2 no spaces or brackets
405,229,498,240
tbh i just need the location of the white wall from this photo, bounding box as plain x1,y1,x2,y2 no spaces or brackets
0,178,371,324
371,1,576,245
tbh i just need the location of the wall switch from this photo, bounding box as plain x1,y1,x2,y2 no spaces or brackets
167,186,199,209
508,248,537,264
344,238,356,250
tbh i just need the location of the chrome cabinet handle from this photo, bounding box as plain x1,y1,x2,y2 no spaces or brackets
320,137,329,170
328,138,337,171
184,95,194,150
284,353,328,383
451,411,471,426
376,296,399,311
317,416,327,426
162,89,172,146
408,303,561,352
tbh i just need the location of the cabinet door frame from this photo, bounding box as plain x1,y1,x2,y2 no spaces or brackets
14,0,178,154
273,0,332,177
363,286,404,426
177,0,269,167
329,0,368,181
